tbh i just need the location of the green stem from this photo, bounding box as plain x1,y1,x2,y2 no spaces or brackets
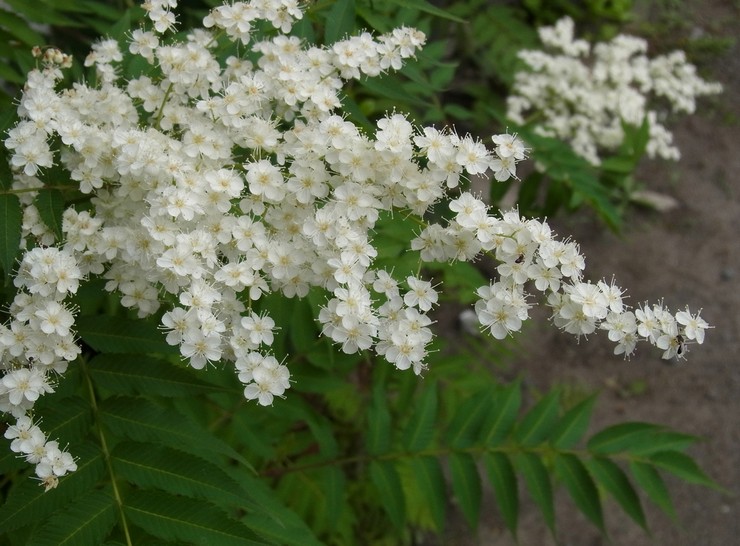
154,82,175,129
81,358,133,546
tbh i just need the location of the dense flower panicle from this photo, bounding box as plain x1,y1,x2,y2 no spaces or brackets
507,16,722,165
1,0,710,486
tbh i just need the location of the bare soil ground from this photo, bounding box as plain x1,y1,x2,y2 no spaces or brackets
430,2,740,544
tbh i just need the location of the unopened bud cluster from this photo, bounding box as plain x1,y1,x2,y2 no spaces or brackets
2,0,708,486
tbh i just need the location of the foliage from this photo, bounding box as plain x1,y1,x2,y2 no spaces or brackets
0,0,721,545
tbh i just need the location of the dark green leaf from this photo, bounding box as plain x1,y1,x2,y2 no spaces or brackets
76,315,178,355
588,458,647,530
369,460,405,528
481,380,521,447
111,442,251,509
411,456,446,531
100,396,251,468
367,384,392,455
324,0,355,44
0,8,46,46
649,451,720,489
0,193,21,279
587,422,662,455
87,354,222,397
484,452,518,536
449,452,481,529
549,394,597,449
629,461,676,519
34,395,92,446
554,453,604,532
515,389,560,446
403,383,437,452
124,490,265,546
515,453,555,535
27,487,116,546
446,390,490,449
627,431,699,456
0,443,105,533
394,0,465,22
34,189,65,241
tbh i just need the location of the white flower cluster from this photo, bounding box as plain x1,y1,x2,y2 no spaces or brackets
1,0,709,486
507,17,722,165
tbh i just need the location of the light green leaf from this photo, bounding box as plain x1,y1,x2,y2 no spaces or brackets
411,456,446,531
403,383,437,452
515,453,555,535
369,460,406,529
484,452,518,537
87,354,223,397
0,193,21,279
587,422,663,455
76,315,178,355
549,394,597,449
0,443,105,533
27,488,116,546
124,490,265,546
481,381,521,447
629,461,676,520
587,457,647,530
111,442,252,510
34,189,65,241
515,389,561,446
324,0,355,44
100,396,251,468
554,453,604,532
449,452,481,530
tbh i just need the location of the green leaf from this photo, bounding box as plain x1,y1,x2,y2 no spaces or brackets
549,394,597,449
235,475,324,546
446,390,490,449
34,189,65,241
324,0,355,44
124,490,265,546
481,380,521,447
34,395,92,446
403,383,437,452
369,460,405,529
2,0,79,24
484,452,518,537
289,299,319,353
648,451,719,489
554,453,604,532
87,354,222,397
515,453,555,535
0,443,105,533
515,389,561,447
100,396,251,468
410,456,446,531
393,0,465,22
367,384,392,455
587,422,662,455
111,442,251,509
0,8,46,46
626,431,699,456
76,315,178,355
588,458,647,530
629,461,676,519
27,488,117,546
0,193,21,279
449,452,481,530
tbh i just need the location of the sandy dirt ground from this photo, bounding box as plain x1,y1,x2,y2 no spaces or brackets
427,2,740,545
